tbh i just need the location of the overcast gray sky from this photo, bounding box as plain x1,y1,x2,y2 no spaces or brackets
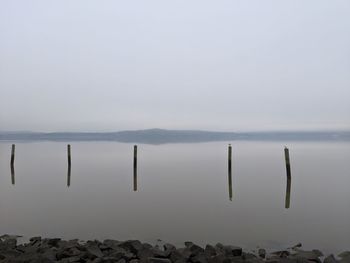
0,0,349,132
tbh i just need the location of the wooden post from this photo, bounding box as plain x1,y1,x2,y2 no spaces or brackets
284,146,292,208
10,144,15,166
133,145,137,169
228,144,233,201
67,144,71,167
228,144,232,172
133,145,137,191
284,146,291,179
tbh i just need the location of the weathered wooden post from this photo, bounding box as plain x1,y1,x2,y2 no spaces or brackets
228,144,233,201
284,146,291,178
67,144,71,167
284,146,292,208
10,144,15,166
228,144,232,172
133,145,137,191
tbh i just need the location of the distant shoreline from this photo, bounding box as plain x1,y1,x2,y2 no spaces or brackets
0,129,349,144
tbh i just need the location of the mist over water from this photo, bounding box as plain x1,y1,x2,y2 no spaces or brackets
1,141,349,254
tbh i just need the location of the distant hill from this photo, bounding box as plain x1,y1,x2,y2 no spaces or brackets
0,128,349,144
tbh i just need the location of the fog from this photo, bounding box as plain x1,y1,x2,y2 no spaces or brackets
0,0,349,132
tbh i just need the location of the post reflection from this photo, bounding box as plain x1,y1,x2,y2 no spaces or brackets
11,165,15,185
228,168,232,201
285,176,291,209
133,167,137,191
67,165,71,187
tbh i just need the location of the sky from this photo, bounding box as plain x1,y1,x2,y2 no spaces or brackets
0,0,349,132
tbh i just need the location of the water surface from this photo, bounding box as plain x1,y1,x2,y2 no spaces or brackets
0,141,349,253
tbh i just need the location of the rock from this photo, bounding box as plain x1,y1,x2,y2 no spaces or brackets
163,243,176,256
258,248,266,259
44,238,62,247
109,247,128,260
324,254,340,263
185,241,194,248
148,257,172,263
86,243,104,258
292,243,302,249
103,239,122,250
192,254,208,263
223,245,242,257
187,243,204,256
338,251,350,263
138,248,154,262
170,249,187,262
208,254,231,263
293,250,322,263
243,252,257,260
271,250,290,258
121,240,143,254
29,236,42,244
205,245,217,257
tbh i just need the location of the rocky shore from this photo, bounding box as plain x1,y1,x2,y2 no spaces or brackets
0,235,349,263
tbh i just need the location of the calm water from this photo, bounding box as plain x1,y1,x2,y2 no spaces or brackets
0,141,349,253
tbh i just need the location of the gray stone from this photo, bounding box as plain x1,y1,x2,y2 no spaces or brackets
258,249,266,259
148,257,172,263
205,245,217,257
170,249,187,262
192,254,208,263
324,254,340,263
187,243,204,256
86,244,104,258
223,246,242,257
121,240,143,254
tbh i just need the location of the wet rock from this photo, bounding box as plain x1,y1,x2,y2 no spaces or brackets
86,242,104,258
121,240,143,254
109,247,128,260
29,236,42,244
258,248,266,259
338,251,350,263
292,243,302,249
293,250,322,263
163,243,176,256
192,254,208,263
223,245,242,257
148,257,172,263
205,245,217,257
170,249,187,262
208,254,231,263
271,250,290,258
187,243,204,256
103,239,122,250
324,254,340,263
242,252,257,260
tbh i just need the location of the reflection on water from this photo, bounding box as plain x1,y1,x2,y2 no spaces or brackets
67,165,71,187
10,164,15,185
285,176,291,209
